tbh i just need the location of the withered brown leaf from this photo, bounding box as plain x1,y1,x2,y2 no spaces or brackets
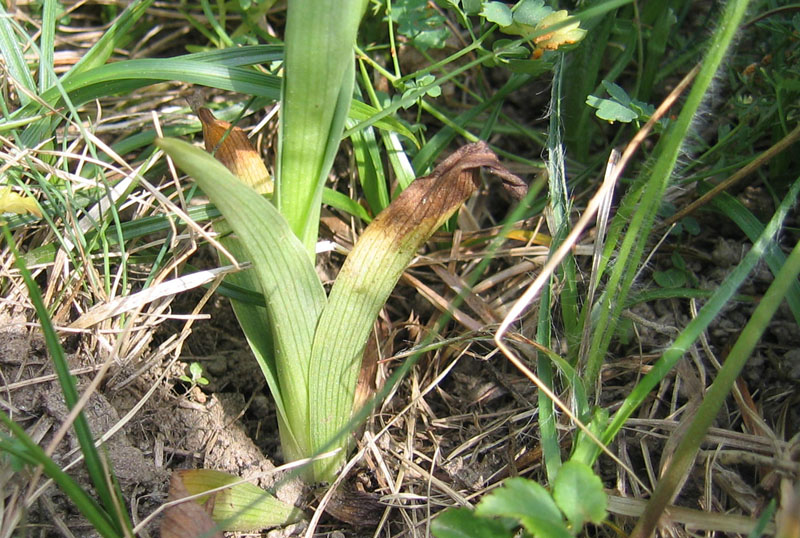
372,141,526,245
348,141,526,411
160,472,223,538
318,483,384,528
197,107,273,195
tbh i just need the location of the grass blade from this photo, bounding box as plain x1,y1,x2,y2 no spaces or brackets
60,0,155,83
2,225,131,534
0,418,119,538
39,0,57,92
583,0,751,386
601,174,800,455
0,4,36,105
708,187,800,325
631,231,800,538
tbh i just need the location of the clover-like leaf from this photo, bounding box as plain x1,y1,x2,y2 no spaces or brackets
475,477,571,538
552,461,607,528
586,95,639,123
391,0,449,50
481,1,512,26
513,0,550,26
588,82,658,124
653,268,688,288
431,508,514,538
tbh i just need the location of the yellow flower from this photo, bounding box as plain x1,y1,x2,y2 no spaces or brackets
0,187,42,218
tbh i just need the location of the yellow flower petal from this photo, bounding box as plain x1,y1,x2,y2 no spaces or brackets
0,187,42,218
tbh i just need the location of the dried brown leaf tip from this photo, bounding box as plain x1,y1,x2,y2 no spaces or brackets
197,107,273,195
376,141,527,244
160,472,223,538
455,141,528,200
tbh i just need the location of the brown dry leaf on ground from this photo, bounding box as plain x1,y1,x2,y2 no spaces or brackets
161,472,224,538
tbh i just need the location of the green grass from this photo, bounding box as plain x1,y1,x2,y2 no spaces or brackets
1,0,798,535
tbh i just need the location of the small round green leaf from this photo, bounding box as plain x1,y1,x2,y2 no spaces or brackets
601,80,633,106
682,216,701,236
512,0,550,25
586,96,638,123
481,2,513,26
653,267,687,288
552,461,607,528
475,477,571,537
431,508,513,538
671,251,688,271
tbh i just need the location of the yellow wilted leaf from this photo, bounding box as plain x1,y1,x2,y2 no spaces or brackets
533,10,586,54
0,187,42,218
175,469,305,531
161,473,223,538
198,108,273,195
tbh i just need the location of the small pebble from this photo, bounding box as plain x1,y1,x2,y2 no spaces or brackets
190,385,207,403
784,349,800,381
712,239,739,267
250,394,271,418
206,356,228,376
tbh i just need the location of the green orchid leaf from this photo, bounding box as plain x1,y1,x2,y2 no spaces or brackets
307,142,526,479
176,469,305,531
156,137,326,461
